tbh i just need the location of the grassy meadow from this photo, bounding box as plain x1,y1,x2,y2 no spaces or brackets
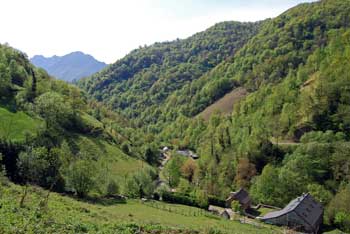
0,182,281,234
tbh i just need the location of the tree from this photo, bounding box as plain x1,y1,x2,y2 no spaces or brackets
65,160,96,197
0,153,6,197
250,164,282,206
163,157,182,188
195,189,209,208
0,63,11,97
17,147,50,186
325,185,350,232
307,184,332,205
125,169,155,198
106,179,119,196
181,159,197,183
234,158,256,189
35,92,73,130
144,146,158,165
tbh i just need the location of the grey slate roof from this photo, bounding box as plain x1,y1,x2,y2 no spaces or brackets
227,188,251,205
262,193,323,228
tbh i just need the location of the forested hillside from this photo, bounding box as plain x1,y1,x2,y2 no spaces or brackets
79,0,350,232
78,21,261,126
0,43,157,199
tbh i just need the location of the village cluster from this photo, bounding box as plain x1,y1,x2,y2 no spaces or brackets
160,147,323,234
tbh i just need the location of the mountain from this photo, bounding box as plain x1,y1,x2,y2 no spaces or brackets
78,21,262,125
79,0,350,132
31,51,107,82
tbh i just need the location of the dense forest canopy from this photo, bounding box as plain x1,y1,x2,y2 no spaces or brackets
78,21,262,126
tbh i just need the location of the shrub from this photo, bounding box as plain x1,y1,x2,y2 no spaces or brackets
334,212,350,233
65,160,96,197
231,200,242,213
162,191,209,209
208,196,226,207
106,179,119,196
325,185,350,232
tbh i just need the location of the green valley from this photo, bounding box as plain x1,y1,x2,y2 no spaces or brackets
1,0,350,233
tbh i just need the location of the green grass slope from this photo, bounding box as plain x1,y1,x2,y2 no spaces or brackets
0,183,280,234
0,106,42,142
72,135,149,177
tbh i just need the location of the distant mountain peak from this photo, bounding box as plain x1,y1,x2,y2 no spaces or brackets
30,51,107,82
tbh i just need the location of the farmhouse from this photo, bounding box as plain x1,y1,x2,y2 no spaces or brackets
226,188,252,210
260,193,323,233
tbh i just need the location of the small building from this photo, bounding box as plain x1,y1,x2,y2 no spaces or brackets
221,208,234,220
162,146,169,152
208,205,224,215
226,188,252,210
176,150,199,160
208,206,234,220
260,193,323,233
189,152,199,160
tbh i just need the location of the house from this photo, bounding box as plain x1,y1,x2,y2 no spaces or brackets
260,193,323,233
226,188,252,210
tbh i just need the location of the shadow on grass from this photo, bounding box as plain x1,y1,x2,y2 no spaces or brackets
321,224,344,234
62,192,127,206
0,97,17,113
246,208,261,217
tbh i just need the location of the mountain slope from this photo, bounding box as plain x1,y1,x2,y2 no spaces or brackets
156,1,350,231
0,43,152,196
79,0,350,133
78,21,262,124
31,51,107,82
157,0,350,126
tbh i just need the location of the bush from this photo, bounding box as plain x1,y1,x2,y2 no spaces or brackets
125,169,155,198
162,191,209,209
106,179,119,196
195,190,209,208
65,160,96,197
334,212,350,233
325,185,350,232
208,196,226,207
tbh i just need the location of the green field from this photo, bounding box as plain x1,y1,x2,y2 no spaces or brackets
72,135,150,178
0,106,43,142
0,183,280,234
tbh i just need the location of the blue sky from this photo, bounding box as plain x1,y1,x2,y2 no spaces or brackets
0,0,316,63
